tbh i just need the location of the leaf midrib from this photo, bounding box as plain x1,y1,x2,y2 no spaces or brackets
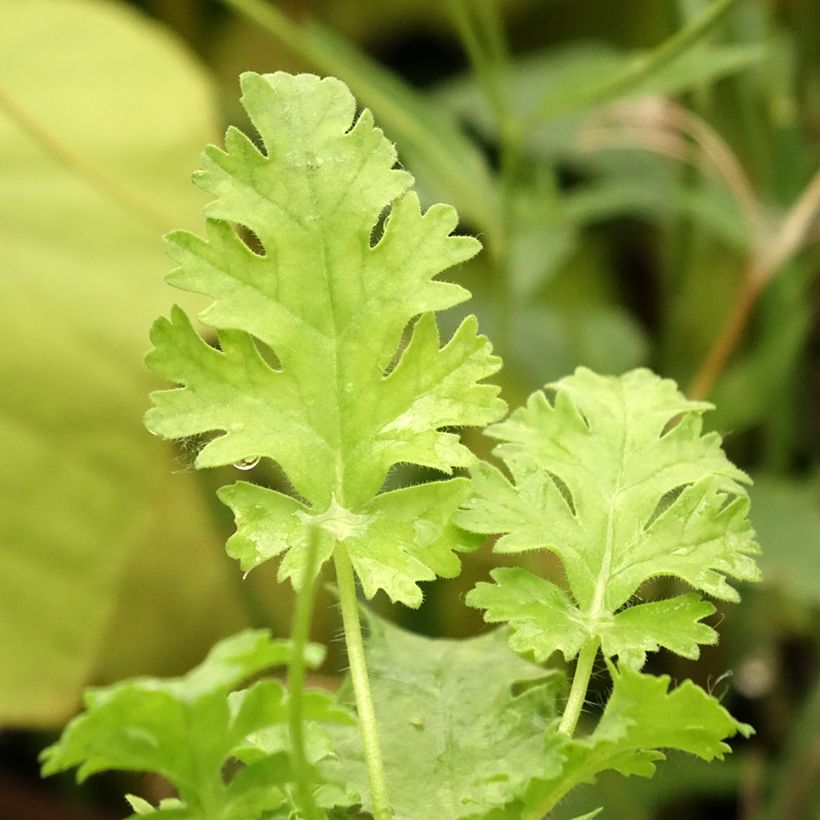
587,379,628,618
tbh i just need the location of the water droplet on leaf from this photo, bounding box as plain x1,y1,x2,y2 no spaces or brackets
233,457,260,471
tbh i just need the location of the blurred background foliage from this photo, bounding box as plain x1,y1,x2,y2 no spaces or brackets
1,0,818,816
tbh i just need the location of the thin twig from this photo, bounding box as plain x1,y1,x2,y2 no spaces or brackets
688,166,820,399
581,95,820,401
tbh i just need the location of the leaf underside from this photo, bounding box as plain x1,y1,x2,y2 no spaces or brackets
145,72,505,605
322,610,567,820
461,367,761,666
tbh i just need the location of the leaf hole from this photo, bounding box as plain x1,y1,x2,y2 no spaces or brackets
252,338,282,372
718,491,739,512
231,222,265,256
547,471,576,515
660,412,686,437
644,484,688,529
381,317,416,377
369,204,391,249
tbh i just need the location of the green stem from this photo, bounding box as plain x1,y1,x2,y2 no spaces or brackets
287,525,323,820
447,0,512,133
447,0,520,356
334,546,392,820
528,0,739,124
558,638,599,737
519,641,601,819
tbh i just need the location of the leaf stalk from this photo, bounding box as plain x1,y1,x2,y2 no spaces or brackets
334,546,393,820
558,638,599,737
287,524,323,820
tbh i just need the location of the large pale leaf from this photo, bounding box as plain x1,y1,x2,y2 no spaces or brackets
461,368,761,666
146,71,505,606
322,611,566,819
0,0,246,726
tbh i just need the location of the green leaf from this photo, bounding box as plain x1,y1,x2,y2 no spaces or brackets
0,0,249,727
468,569,717,669
220,478,481,606
146,72,505,606
41,630,327,817
520,665,752,817
125,795,187,818
437,40,763,142
461,368,761,665
749,474,820,605
322,612,566,819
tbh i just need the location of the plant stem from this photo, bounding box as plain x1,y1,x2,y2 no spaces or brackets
334,546,392,820
287,525,323,820
447,0,519,356
687,271,762,400
558,638,599,737
529,0,739,124
688,166,820,399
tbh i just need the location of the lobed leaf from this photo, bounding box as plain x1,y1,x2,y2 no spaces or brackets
468,569,717,669
461,368,761,665
220,477,481,606
516,665,752,818
41,630,339,818
145,72,505,605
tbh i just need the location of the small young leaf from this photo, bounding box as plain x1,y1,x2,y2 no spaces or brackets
538,664,750,806
145,72,505,605
511,665,752,818
461,368,761,665
322,611,566,819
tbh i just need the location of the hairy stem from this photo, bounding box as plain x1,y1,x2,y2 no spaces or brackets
287,525,323,820
334,546,392,820
558,638,599,736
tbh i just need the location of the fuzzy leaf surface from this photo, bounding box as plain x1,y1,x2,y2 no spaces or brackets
145,71,504,604
322,611,566,819
41,630,333,818
461,368,761,664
